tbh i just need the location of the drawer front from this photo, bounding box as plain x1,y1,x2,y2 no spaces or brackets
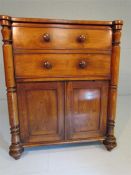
13,25,112,50
14,54,111,79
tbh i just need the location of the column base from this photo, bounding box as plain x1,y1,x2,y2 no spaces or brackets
9,143,24,160
103,135,117,151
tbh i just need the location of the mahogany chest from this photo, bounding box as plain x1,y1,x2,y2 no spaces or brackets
0,15,123,159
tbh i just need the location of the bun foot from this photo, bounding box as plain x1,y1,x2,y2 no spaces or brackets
9,143,24,160
103,136,117,151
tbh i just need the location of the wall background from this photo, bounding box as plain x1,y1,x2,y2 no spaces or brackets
0,0,131,99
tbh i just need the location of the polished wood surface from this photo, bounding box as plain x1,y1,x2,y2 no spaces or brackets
0,16,23,160
11,18,113,25
17,82,64,143
0,15,123,159
103,20,123,151
13,25,112,50
0,15,117,25
66,81,108,140
14,53,111,78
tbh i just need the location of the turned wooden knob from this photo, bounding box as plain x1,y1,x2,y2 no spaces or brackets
79,60,87,69
43,33,50,42
77,35,86,43
43,61,52,69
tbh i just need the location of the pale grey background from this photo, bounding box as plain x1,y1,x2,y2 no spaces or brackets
0,1,131,175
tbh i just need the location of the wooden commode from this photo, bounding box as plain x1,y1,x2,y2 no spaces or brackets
0,15,123,159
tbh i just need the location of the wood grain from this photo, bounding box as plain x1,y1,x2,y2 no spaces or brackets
13,25,112,50
0,17,24,159
17,82,65,143
104,20,123,151
14,53,111,79
65,81,109,140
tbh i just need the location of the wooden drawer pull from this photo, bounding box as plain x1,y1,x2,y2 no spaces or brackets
77,35,86,43
43,61,52,69
43,33,50,42
79,60,87,69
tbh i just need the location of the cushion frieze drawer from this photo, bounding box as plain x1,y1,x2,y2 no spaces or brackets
14,53,111,79
13,25,112,50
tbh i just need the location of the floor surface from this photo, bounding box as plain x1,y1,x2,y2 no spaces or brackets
0,96,131,175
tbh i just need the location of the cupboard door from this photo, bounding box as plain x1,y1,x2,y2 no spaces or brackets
66,81,109,140
17,82,64,143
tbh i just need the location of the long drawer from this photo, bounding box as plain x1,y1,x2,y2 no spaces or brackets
14,53,111,79
13,25,112,50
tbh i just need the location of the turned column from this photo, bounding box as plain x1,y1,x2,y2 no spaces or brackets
104,20,123,151
0,15,24,159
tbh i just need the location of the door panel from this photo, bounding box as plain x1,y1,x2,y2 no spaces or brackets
17,82,64,143
66,81,109,140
